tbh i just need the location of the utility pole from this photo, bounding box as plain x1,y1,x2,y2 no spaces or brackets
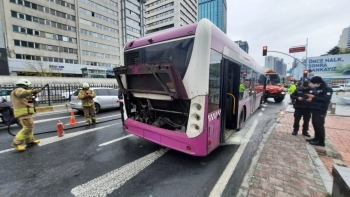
305,38,308,70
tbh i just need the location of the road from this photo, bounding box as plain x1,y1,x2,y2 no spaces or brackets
0,99,288,197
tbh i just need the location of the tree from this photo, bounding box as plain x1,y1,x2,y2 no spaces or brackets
17,61,62,77
326,46,340,55
340,48,350,54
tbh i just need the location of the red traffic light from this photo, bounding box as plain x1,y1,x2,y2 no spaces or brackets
303,70,308,74
262,46,267,56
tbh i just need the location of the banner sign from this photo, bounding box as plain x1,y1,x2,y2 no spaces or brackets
307,54,350,77
289,46,306,53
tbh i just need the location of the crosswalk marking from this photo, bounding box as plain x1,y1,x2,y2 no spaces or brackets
71,148,168,197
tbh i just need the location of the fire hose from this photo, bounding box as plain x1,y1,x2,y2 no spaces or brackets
7,117,122,137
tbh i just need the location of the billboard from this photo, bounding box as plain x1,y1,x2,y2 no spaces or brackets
307,54,350,77
289,46,306,53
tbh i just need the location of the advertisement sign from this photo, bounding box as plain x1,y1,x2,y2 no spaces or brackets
307,54,350,77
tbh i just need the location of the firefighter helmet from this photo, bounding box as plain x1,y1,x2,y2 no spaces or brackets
16,79,32,87
82,83,90,88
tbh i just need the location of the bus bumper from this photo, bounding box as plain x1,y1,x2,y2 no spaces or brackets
124,119,208,156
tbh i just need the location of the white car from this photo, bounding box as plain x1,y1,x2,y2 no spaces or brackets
61,91,75,100
331,85,344,92
340,85,350,91
70,87,120,113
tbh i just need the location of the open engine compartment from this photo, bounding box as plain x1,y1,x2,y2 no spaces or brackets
125,95,190,132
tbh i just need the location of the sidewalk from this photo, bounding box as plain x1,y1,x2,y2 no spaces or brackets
238,98,350,197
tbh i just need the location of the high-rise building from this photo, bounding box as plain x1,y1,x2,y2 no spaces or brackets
144,0,198,35
0,0,145,77
275,58,285,76
234,40,249,54
0,0,10,75
198,0,226,33
337,26,350,49
265,56,274,69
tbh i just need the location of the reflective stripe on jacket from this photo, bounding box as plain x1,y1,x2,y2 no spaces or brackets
78,89,96,107
10,88,35,118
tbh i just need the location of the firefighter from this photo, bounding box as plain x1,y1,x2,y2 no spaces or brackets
288,81,297,104
10,79,42,151
305,76,333,147
78,83,98,125
290,79,313,137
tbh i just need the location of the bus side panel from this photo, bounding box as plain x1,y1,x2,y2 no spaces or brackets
207,109,222,154
124,119,208,156
238,97,252,120
255,92,263,110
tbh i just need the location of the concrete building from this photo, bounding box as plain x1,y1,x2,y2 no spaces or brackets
144,0,198,34
198,0,226,33
337,26,350,49
0,0,145,78
234,40,249,54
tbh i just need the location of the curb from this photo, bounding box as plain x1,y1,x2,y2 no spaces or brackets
306,144,333,194
36,104,72,113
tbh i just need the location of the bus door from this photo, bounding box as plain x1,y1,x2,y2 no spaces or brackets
220,58,240,142
250,72,257,113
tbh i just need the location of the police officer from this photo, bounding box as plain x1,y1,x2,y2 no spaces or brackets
11,79,43,151
291,79,313,137
117,89,125,127
305,76,333,147
78,83,98,125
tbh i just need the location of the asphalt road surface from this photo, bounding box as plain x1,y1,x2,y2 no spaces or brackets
0,98,288,197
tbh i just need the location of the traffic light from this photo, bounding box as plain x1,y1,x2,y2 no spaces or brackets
262,46,267,56
303,70,308,78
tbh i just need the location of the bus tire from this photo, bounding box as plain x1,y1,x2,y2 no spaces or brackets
237,109,245,131
274,97,284,103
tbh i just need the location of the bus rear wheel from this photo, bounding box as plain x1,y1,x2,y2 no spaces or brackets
274,97,284,103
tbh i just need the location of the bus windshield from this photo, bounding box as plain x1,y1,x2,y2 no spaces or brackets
266,73,281,85
124,37,195,79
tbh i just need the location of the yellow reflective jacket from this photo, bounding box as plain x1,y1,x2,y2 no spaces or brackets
78,89,96,107
10,87,36,118
288,84,296,94
239,83,246,92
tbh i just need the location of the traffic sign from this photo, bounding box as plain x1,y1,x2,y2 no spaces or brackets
289,46,306,53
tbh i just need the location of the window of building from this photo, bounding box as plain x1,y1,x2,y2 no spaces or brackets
14,40,20,46
21,41,28,47
28,42,34,48
27,28,33,35
13,25,19,32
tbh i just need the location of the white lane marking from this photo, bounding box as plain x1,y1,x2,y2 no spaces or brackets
99,134,133,146
0,123,119,154
35,115,80,124
209,119,258,197
34,110,73,117
261,108,265,111
65,114,120,125
71,148,168,197
258,112,263,116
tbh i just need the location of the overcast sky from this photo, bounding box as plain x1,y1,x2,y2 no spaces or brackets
227,0,350,69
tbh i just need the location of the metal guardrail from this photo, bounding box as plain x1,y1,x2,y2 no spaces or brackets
0,84,118,106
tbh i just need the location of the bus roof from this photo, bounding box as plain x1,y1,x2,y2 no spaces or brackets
124,23,198,51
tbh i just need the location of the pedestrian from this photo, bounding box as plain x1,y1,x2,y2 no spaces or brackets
288,81,297,104
117,89,125,127
10,79,42,151
305,76,333,146
78,83,98,125
291,79,313,137
239,81,245,99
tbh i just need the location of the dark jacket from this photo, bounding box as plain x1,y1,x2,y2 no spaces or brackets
291,87,314,109
310,84,333,111
118,90,123,100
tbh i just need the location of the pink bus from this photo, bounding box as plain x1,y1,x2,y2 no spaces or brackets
114,19,266,156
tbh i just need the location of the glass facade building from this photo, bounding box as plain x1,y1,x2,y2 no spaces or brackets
198,0,227,33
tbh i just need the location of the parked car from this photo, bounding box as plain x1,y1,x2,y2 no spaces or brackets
70,88,120,113
0,89,12,102
339,85,350,92
60,91,75,100
331,85,344,92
